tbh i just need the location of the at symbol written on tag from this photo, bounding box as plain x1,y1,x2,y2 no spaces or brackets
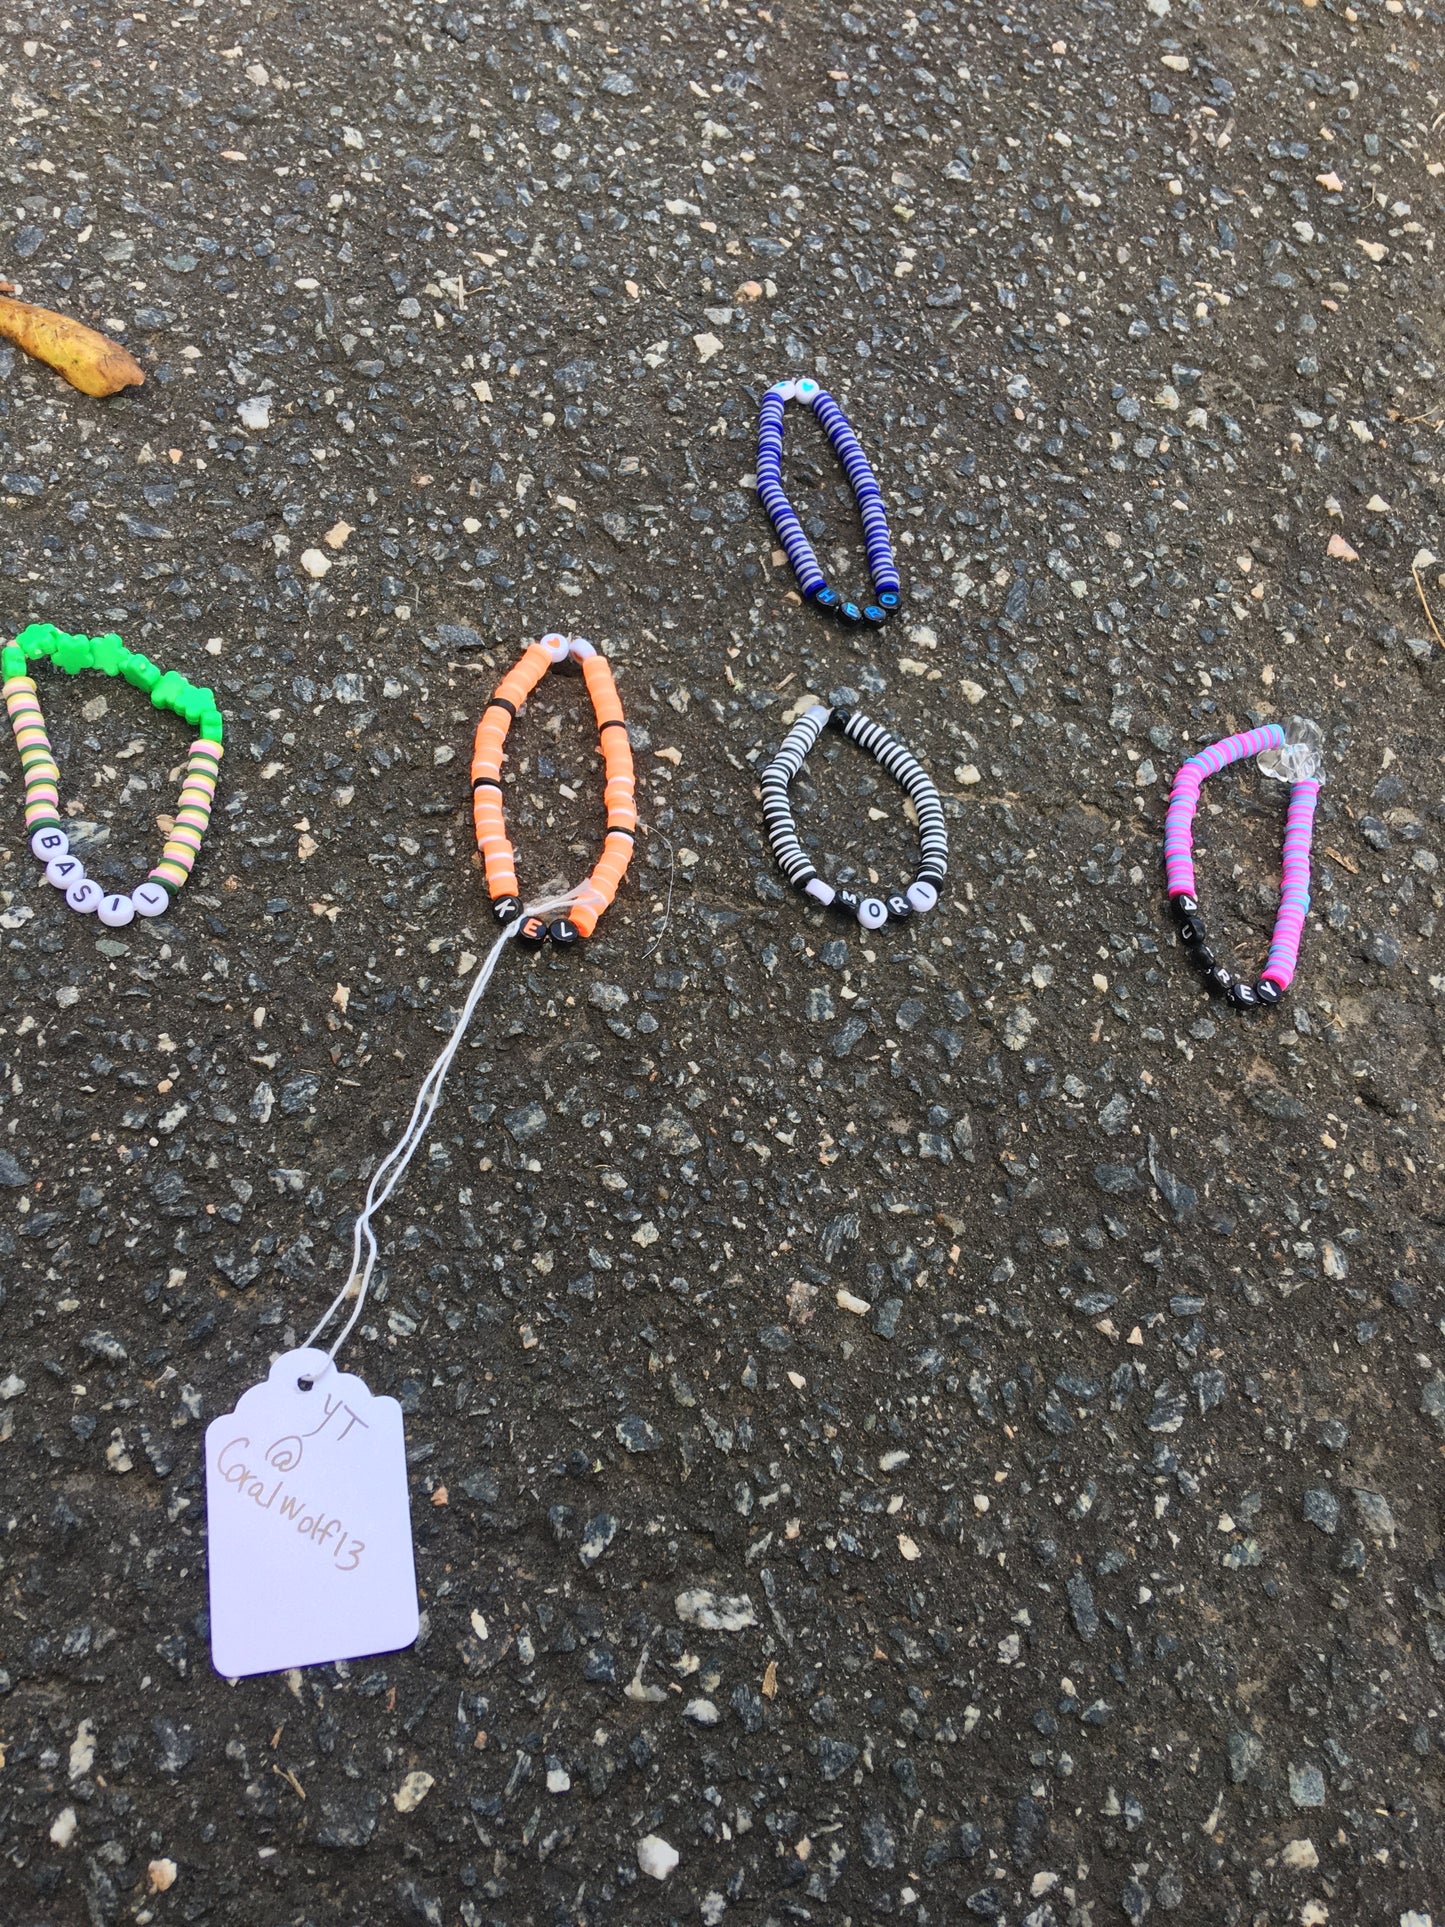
204,1346,419,1679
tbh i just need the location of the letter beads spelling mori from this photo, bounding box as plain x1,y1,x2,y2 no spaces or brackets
471,633,635,948
756,378,901,627
1162,718,1324,1008
5,622,223,925
760,705,947,927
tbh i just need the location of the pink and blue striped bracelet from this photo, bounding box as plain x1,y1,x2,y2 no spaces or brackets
1163,722,1321,1009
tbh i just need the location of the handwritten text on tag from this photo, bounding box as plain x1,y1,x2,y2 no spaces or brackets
205,1346,419,1679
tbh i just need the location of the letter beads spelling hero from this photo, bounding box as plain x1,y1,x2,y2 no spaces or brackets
761,705,947,930
471,633,635,948
756,378,901,627
6,621,223,928
1163,719,1323,1008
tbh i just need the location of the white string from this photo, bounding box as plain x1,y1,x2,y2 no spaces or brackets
301,887,580,1373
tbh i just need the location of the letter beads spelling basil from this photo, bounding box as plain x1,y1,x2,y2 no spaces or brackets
761,705,946,929
1163,720,1323,1008
756,378,901,627
5,621,224,929
471,633,635,947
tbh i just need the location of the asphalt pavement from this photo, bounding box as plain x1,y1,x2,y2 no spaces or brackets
1,0,1444,1922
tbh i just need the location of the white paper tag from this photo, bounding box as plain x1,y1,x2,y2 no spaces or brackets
204,1346,419,1679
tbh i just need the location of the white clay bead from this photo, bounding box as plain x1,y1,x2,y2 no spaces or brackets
804,878,836,906
540,632,571,662
46,855,85,890
132,880,170,918
856,897,889,931
30,827,69,861
97,893,136,929
65,879,103,914
906,879,939,914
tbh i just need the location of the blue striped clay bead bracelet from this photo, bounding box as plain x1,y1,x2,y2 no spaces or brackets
756,378,901,627
760,704,947,929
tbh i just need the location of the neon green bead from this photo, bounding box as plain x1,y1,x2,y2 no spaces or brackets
199,710,224,743
90,633,125,676
16,622,62,658
55,635,93,674
123,656,161,691
1,646,25,679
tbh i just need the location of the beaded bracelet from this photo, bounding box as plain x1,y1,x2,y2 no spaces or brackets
1163,719,1323,1008
471,632,635,947
757,378,901,627
760,704,946,929
5,622,224,928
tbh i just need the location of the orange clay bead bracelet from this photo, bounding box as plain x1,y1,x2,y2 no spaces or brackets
470,632,636,947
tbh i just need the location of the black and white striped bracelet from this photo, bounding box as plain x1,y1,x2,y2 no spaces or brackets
759,704,947,929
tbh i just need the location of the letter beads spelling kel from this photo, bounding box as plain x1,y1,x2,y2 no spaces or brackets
761,704,947,930
1163,718,1323,1008
756,378,900,627
471,632,635,948
6,621,223,928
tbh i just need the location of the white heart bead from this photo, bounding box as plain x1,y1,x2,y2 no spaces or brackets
46,855,85,890
906,879,939,914
30,827,69,861
65,879,102,914
568,636,596,660
97,893,136,928
540,632,571,662
856,897,889,930
794,377,819,401
132,881,170,918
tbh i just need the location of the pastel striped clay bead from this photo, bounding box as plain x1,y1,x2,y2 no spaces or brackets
5,622,224,927
755,377,901,627
1163,722,1321,1009
470,633,635,947
760,703,946,928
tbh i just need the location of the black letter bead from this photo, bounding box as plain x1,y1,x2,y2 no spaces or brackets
885,894,912,921
827,707,853,732
1255,978,1282,1005
1179,916,1207,948
834,888,862,914
1172,894,1199,919
1208,964,1234,992
493,895,522,925
1186,942,1216,970
813,586,840,611
837,600,863,626
549,917,580,946
516,915,549,947
1229,981,1259,1008
877,589,900,611
862,604,888,627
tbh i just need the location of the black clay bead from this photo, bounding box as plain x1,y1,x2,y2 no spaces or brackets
885,894,912,920
1229,981,1259,1008
813,586,840,611
1186,942,1215,970
516,915,548,947
493,895,522,925
1172,894,1199,919
834,887,862,914
838,600,863,625
1178,915,1207,948
1208,964,1234,991
549,917,580,946
862,604,888,627
1256,978,1282,1005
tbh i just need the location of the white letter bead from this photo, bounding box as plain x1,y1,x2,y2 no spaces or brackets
97,893,136,929
804,878,836,906
46,855,85,890
30,827,69,861
132,880,170,918
906,879,939,914
65,879,103,914
857,897,889,930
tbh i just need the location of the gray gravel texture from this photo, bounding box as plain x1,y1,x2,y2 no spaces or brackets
1,0,1443,1923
